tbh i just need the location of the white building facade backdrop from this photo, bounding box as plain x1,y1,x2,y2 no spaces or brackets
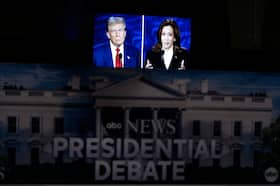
0,73,272,168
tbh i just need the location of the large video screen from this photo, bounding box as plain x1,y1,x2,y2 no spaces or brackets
93,13,191,71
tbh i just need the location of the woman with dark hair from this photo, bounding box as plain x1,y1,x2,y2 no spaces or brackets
145,19,189,70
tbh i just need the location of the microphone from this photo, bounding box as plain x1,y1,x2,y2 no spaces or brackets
119,53,122,60
161,50,164,63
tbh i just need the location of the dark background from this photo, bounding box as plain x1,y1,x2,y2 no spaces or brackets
0,0,280,72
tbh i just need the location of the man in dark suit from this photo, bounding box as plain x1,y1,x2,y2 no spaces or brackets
93,16,140,69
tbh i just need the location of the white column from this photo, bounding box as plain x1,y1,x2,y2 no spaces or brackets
95,107,102,138
152,108,158,161
179,108,187,161
180,108,186,138
152,108,158,139
124,107,131,138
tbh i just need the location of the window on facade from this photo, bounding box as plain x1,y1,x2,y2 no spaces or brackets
79,120,91,135
213,120,222,137
55,151,64,165
234,121,242,136
54,117,64,134
31,147,40,165
31,117,40,134
233,149,241,167
192,158,199,168
129,108,153,139
102,107,124,138
8,147,16,166
254,121,262,137
253,150,261,167
8,116,17,133
213,158,220,167
214,143,222,156
192,120,200,136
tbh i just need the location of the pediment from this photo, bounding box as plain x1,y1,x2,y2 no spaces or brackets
93,75,185,99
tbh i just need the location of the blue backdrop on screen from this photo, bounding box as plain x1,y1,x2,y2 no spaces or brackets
93,13,142,50
93,13,191,68
143,15,191,68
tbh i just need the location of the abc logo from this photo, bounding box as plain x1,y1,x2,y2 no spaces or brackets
106,122,122,130
264,167,279,183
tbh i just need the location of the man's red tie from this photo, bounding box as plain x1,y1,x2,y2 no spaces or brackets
115,47,122,68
